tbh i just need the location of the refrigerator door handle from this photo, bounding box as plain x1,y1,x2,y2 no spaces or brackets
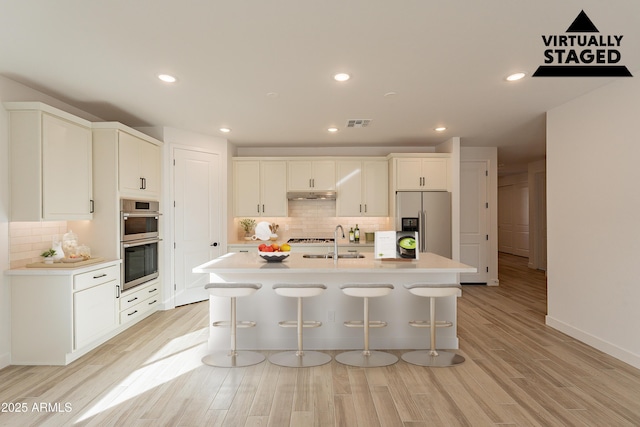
420,209,427,252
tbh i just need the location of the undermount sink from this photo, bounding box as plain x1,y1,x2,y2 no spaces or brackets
303,253,365,259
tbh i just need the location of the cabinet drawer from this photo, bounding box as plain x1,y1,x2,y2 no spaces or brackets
120,295,160,324
74,265,120,291
120,282,160,311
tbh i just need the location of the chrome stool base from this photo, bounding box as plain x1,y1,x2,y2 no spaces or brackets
401,350,465,367
269,350,332,368
202,350,265,368
335,350,398,367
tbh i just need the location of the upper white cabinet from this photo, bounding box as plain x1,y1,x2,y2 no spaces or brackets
234,159,287,217
287,160,335,191
5,102,93,221
336,160,388,216
395,157,449,191
117,131,161,199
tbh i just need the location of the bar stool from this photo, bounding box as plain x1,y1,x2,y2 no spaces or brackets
202,283,265,368
402,283,465,367
269,283,332,367
335,283,398,367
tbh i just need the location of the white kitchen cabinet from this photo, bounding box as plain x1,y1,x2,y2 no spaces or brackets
336,160,388,216
74,279,118,350
233,160,288,217
287,160,335,191
117,130,161,199
9,261,121,365
395,157,449,191
119,279,160,325
5,102,93,221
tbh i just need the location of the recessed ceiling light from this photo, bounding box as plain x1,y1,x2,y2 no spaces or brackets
384,91,397,97
266,92,279,98
327,127,339,133
158,74,177,83
506,72,526,81
333,73,350,82
435,127,447,132
219,127,231,133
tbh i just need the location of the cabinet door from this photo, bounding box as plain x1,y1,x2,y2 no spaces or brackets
234,161,261,216
118,132,143,194
336,160,362,216
421,158,448,190
310,161,336,190
395,158,424,190
287,160,313,190
73,281,117,350
140,141,161,197
42,113,93,219
362,161,388,216
260,161,288,216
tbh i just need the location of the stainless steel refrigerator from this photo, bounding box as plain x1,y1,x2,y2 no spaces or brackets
396,191,451,257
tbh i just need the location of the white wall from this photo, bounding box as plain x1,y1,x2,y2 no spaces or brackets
0,75,104,369
546,77,640,369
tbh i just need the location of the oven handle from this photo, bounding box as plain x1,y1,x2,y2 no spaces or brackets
122,212,162,218
122,238,162,248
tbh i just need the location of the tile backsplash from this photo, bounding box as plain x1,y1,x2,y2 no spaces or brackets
233,200,391,242
9,221,68,268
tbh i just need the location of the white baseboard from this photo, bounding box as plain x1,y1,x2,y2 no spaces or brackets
546,315,640,370
0,351,10,370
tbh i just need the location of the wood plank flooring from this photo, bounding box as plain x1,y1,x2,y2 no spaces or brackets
2,253,640,426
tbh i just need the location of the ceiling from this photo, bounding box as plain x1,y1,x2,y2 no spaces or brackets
1,1,639,175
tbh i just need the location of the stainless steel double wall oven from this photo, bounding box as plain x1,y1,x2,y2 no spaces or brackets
121,199,161,291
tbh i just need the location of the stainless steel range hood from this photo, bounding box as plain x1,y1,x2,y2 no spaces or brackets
287,191,336,200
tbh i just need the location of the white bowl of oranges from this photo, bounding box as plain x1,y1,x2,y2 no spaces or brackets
258,242,291,262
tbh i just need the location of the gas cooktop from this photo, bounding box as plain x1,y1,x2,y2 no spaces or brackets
287,238,335,244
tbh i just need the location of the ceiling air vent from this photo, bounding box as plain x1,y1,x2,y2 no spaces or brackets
346,119,371,128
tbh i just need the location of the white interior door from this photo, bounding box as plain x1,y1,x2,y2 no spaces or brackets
173,148,221,306
460,161,488,283
499,183,529,257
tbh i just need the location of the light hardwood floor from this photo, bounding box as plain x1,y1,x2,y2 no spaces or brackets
2,253,640,426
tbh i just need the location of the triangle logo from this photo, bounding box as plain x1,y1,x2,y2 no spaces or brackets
566,10,599,33
533,10,632,77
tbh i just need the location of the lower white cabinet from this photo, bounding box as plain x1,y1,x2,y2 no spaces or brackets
119,279,160,324
74,280,118,350
8,261,160,366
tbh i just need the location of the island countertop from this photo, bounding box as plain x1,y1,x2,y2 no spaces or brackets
193,251,476,274
194,252,475,351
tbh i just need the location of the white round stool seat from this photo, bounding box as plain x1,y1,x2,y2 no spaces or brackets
336,284,398,367
340,283,393,298
273,283,326,298
405,283,461,298
202,282,265,368
269,283,331,367
205,282,262,298
402,283,465,367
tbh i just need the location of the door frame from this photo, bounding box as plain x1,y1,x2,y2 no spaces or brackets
460,148,498,286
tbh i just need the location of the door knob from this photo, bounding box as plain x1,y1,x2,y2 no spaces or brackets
211,242,219,247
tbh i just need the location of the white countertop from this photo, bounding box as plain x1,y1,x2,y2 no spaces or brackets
193,252,475,274
5,259,121,276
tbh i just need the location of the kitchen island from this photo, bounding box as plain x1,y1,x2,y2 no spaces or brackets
193,252,475,351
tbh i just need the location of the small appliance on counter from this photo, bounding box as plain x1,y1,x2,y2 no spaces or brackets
374,231,419,260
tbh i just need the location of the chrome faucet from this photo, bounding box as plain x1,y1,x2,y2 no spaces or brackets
334,225,345,261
